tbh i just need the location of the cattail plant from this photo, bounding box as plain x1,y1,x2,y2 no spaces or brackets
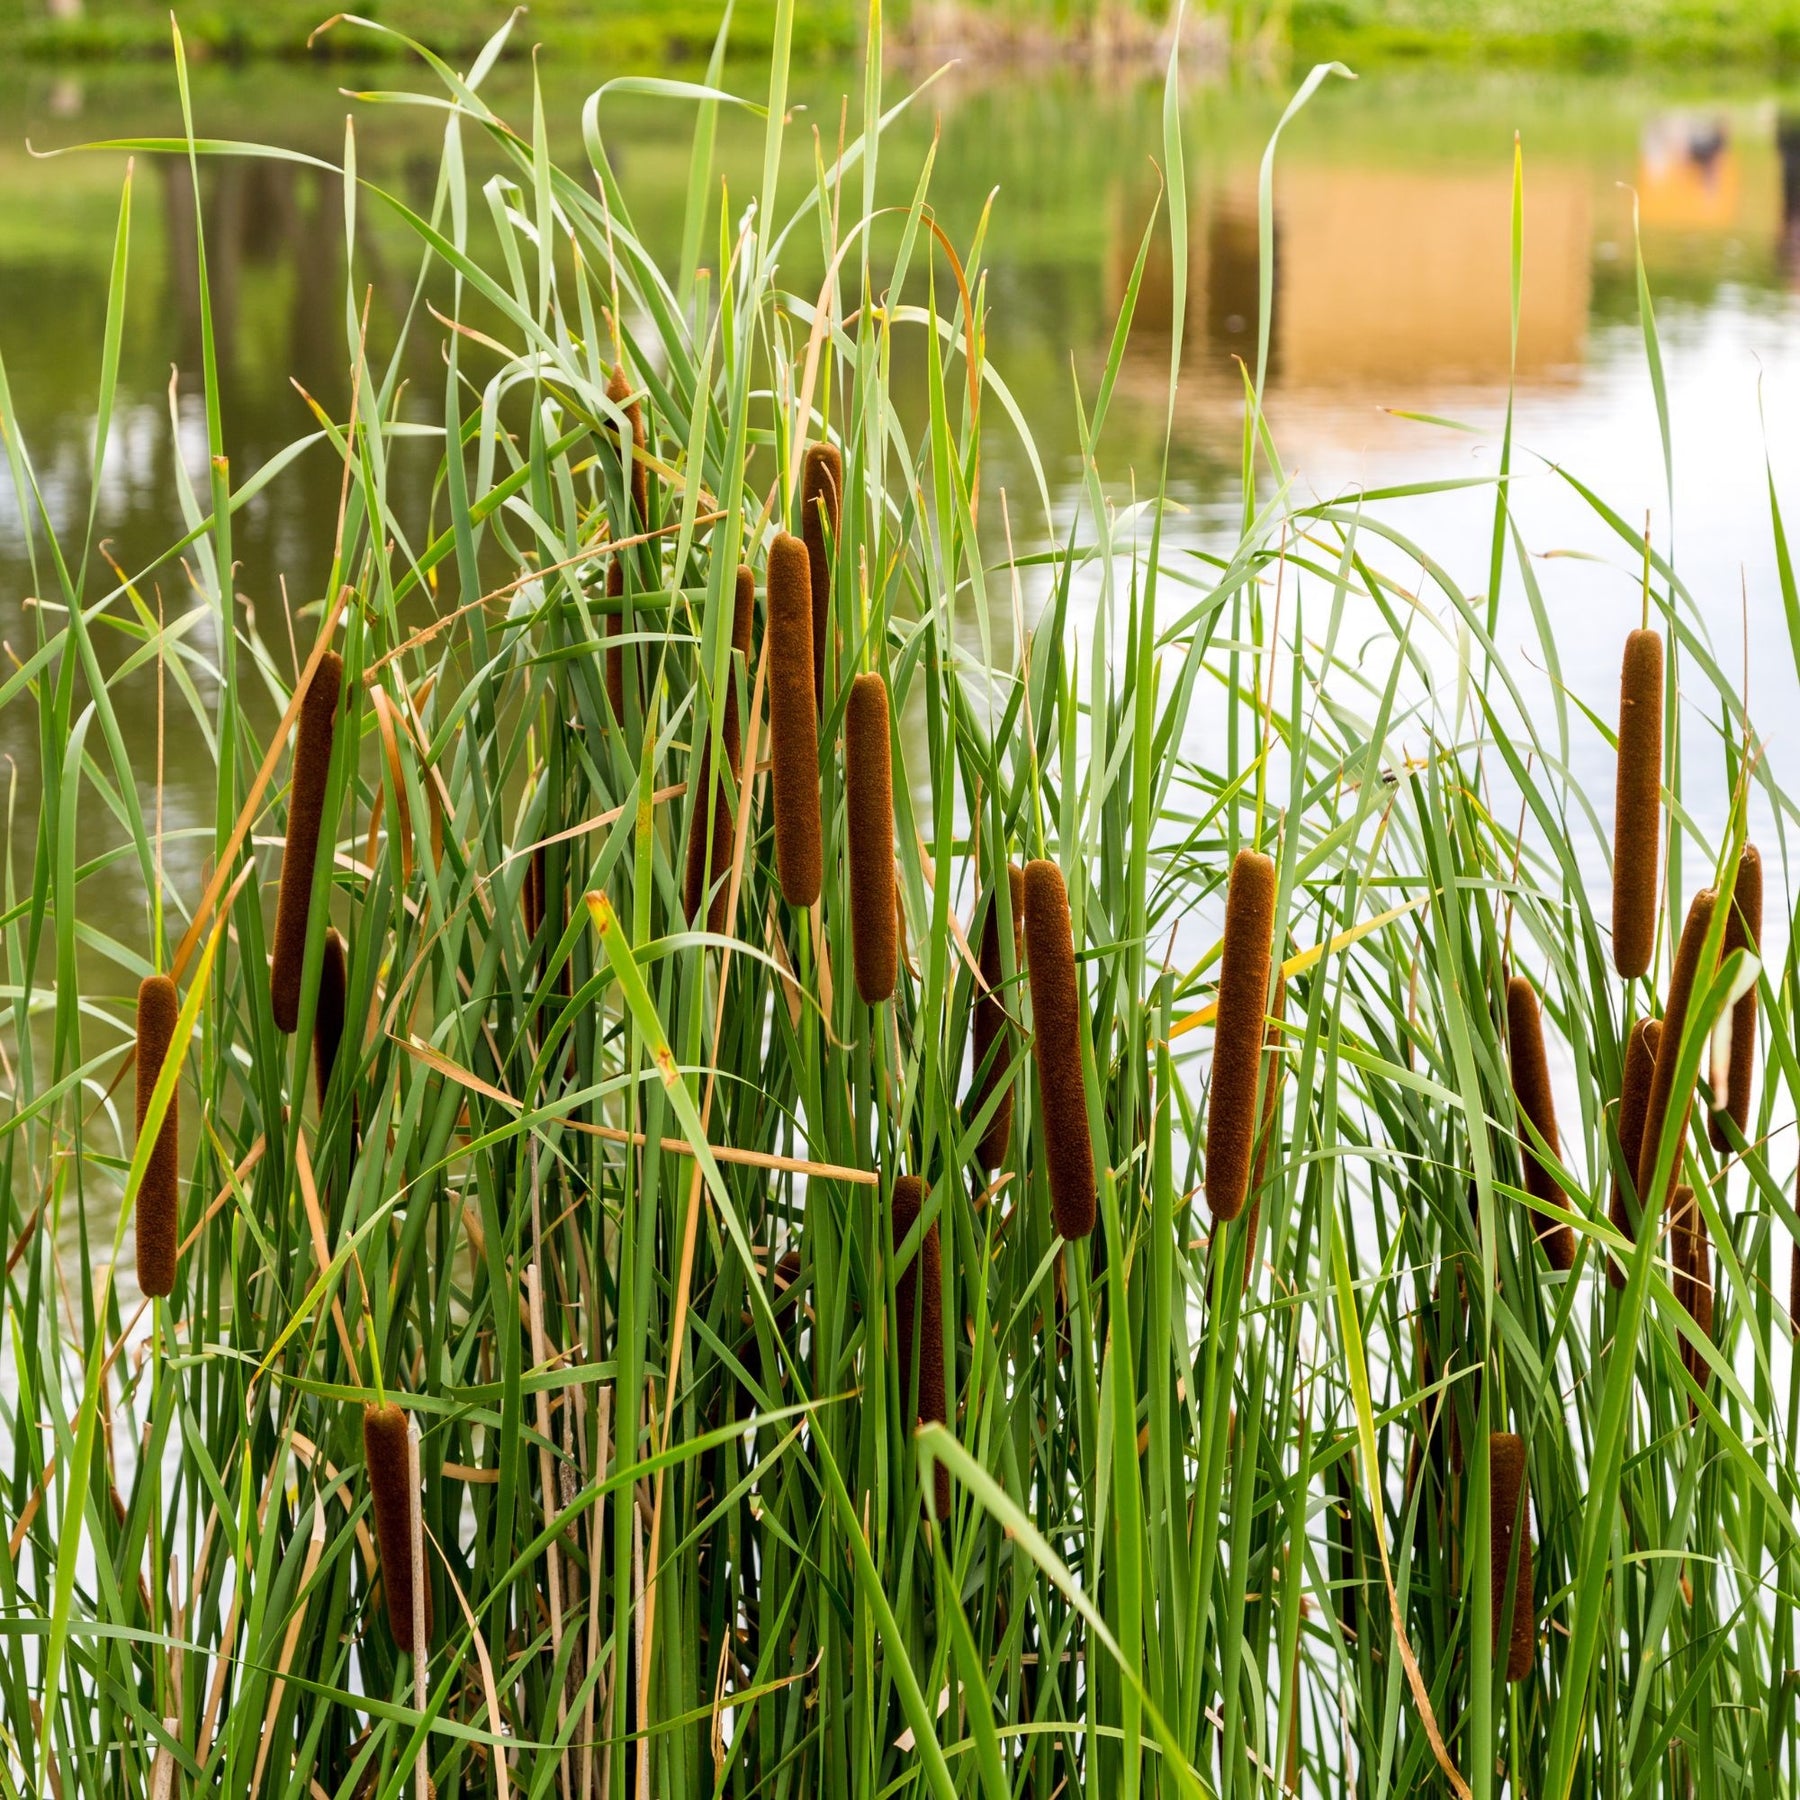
844,672,897,1004
1023,858,1095,1240
135,974,180,1299
968,864,1025,1170
801,442,842,707
1505,975,1576,1272
684,565,757,934
1709,842,1762,1150
1670,1185,1713,1399
363,1402,431,1653
1206,849,1277,1224
315,928,349,1109
891,1176,950,1521
1242,969,1287,1290
1489,1432,1534,1682
1636,888,1718,1216
767,531,822,907
271,650,343,1034
1611,626,1663,978
1608,1016,1661,1290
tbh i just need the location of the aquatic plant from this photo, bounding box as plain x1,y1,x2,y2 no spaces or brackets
1,12,1793,1796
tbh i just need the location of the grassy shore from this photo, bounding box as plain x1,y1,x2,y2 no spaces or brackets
13,0,1800,65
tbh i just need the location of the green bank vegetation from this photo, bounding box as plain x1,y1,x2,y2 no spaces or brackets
3,5,1800,1797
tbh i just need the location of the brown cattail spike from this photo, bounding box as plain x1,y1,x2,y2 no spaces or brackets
1612,627,1664,978
1206,850,1277,1224
1023,859,1096,1240
363,1402,432,1653
1789,1230,1800,1343
1669,1186,1713,1398
802,443,842,708
892,1176,951,1521
684,565,757,934
134,974,181,1299
1608,1016,1661,1290
1242,970,1288,1290
1489,1432,1534,1682
1709,842,1762,1151
315,929,349,1110
845,673,897,1004
1636,888,1718,1217
969,864,1026,1170
608,362,648,528
271,650,344,1034
767,532,822,907
1506,976,1576,1272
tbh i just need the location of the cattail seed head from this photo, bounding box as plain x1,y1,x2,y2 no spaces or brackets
1506,975,1576,1272
1670,1185,1714,1401
1242,970,1288,1291
1636,887,1718,1217
1489,1432,1534,1682
1612,627,1664,978
315,928,349,1110
608,362,648,528
767,532,822,907
271,650,344,1035
1023,859,1096,1240
802,443,842,708
1789,1233,1800,1342
1608,1016,1661,1291
683,565,759,935
845,673,897,1004
134,974,180,1299
1709,842,1762,1151
969,864,1026,1170
892,1176,951,1521
1206,850,1277,1224
363,1402,431,1654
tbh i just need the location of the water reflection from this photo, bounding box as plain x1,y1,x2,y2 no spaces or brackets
5,62,1800,913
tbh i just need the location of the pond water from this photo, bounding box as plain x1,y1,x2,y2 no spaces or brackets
2,53,1797,953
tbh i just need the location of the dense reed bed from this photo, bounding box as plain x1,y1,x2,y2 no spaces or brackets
3,11,1799,1798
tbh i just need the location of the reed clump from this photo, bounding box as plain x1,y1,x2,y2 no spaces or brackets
1505,975,1576,1272
270,650,343,1035
134,973,180,1299
363,1402,431,1653
1206,849,1276,1224
968,864,1025,1170
845,672,897,1003
1709,842,1762,1150
1023,858,1095,1240
1611,627,1664,978
1608,1016,1661,1290
767,531,822,907
891,1176,950,1521
1489,1432,1534,1682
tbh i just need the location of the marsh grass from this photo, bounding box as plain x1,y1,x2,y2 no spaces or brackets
3,6,1800,1798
